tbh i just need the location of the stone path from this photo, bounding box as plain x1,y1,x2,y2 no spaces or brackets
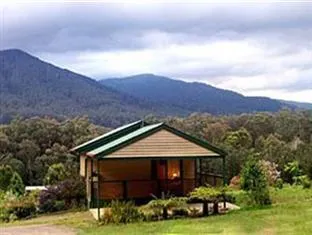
1,224,76,235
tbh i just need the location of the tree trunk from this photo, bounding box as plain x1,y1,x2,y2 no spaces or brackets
202,201,209,216
213,201,219,214
163,207,168,219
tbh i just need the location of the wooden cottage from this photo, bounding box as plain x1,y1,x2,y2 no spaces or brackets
71,120,226,209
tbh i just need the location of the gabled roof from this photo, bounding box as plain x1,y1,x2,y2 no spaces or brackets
87,123,163,157
71,120,226,159
70,120,147,154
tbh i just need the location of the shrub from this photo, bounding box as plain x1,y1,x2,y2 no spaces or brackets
294,175,311,189
189,186,224,215
8,172,25,196
229,175,241,189
0,165,14,191
172,208,188,217
0,192,37,222
283,161,303,184
259,160,281,186
102,200,143,224
39,178,85,213
145,197,187,219
44,163,67,185
275,178,284,189
241,158,271,206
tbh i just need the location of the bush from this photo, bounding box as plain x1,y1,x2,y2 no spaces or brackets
102,200,143,224
39,178,85,213
189,186,224,215
145,197,187,219
241,158,271,206
8,172,25,196
0,192,37,222
0,165,14,191
44,163,67,185
294,175,311,189
259,160,281,186
172,208,188,217
283,161,303,184
275,178,284,189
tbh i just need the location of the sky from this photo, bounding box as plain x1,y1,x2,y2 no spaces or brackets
1,1,312,103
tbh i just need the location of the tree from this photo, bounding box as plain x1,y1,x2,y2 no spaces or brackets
0,165,14,191
44,163,67,185
224,128,252,149
8,172,25,196
241,157,271,206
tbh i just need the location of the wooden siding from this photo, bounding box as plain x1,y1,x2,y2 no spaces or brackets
80,155,86,176
106,129,219,158
99,160,151,180
183,159,195,179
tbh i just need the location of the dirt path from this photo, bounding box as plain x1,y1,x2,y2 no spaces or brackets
1,224,77,235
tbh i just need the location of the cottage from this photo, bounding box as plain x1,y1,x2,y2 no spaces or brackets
71,120,226,209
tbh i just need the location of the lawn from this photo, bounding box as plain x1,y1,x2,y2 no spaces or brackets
2,186,312,235
80,186,312,235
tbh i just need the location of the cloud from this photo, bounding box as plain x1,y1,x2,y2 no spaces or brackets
1,2,312,102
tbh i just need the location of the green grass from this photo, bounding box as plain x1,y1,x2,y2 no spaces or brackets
2,186,312,235
80,186,312,235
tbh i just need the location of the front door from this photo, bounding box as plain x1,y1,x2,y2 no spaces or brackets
152,160,182,196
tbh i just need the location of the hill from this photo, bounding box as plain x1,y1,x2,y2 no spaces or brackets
0,50,179,126
280,100,312,110
101,74,291,115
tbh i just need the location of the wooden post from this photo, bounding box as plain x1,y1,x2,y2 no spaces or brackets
222,156,226,186
180,160,184,195
165,160,168,193
97,160,100,221
199,158,203,186
194,159,198,187
84,157,88,207
222,156,226,209
90,159,94,208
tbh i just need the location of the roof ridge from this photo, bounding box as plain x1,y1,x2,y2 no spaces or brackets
70,120,145,154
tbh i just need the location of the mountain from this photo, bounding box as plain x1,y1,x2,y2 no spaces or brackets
0,49,181,126
280,100,312,110
101,74,291,115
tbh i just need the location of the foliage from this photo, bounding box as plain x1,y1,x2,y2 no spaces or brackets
240,158,271,206
8,172,25,196
0,165,14,191
283,161,303,184
258,160,281,186
294,175,311,189
189,186,223,202
144,197,187,220
0,117,106,186
101,200,143,224
0,192,37,222
38,178,86,213
1,110,312,193
44,163,67,185
275,178,284,189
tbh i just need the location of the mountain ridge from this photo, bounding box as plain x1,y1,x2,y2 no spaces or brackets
100,74,292,115
1,49,307,127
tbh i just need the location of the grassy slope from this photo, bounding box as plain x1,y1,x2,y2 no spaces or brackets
2,186,312,234
81,186,312,235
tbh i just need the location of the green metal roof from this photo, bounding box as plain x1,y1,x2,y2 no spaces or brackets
72,119,226,159
70,120,145,154
87,123,163,157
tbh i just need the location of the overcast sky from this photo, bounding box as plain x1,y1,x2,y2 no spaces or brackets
1,1,312,102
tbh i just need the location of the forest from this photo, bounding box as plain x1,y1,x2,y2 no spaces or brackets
0,109,311,186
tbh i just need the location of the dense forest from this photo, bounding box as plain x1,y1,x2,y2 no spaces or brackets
0,109,311,186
